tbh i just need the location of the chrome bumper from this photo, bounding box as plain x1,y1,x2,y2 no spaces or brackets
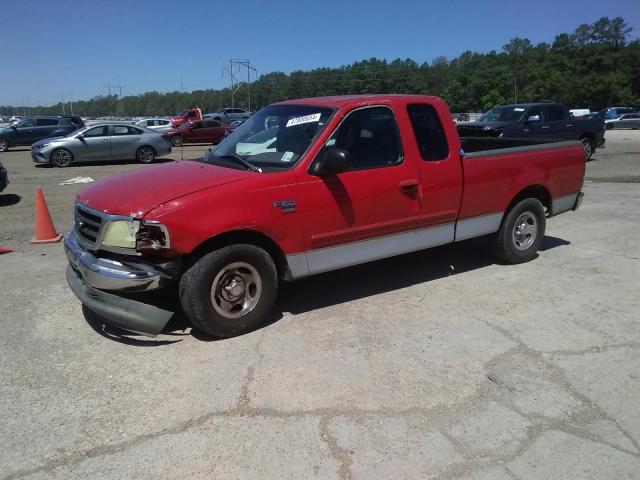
64,231,174,292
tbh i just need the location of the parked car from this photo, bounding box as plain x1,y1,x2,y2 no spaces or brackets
0,116,84,152
9,116,25,124
0,161,8,192
605,113,640,129
597,106,638,120
31,124,171,167
205,108,252,123
457,103,605,161
165,120,232,147
135,118,173,131
63,94,585,338
171,108,202,127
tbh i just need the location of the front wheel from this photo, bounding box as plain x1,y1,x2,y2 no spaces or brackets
179,244,278,338
136,146,156,164
581,137,594,161
0,138,9,152
490,198,546,264
50,148,73,167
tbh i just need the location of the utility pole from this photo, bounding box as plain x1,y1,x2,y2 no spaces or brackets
180,75,184,92
222,59,257,110
61,92,66,115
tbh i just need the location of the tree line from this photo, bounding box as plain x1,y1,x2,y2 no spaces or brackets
2,17,638,117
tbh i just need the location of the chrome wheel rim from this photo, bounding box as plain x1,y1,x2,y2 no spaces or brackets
582,139,592,159
139,147,154,162
512,211,537,251
0,139,7,151
211,262,262,320
52,150,71,166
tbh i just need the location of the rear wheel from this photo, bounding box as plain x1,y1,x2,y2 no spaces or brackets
490,198,546,264
50,148,73,167
136,146,156,164
179,244,278,338
0,138,9,152
581,137,594,161
171,135,183,147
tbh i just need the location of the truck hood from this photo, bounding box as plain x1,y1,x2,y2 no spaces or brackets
77,160,251,217
459,121,515,130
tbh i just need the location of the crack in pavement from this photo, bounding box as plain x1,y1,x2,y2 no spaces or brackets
319,416,353,480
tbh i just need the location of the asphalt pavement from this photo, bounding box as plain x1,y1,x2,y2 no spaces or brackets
0,132,638,479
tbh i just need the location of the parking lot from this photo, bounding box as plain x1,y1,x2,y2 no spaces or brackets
1,131,639,478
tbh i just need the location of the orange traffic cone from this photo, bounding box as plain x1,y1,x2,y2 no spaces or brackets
0,246,12,254
30,188,63,244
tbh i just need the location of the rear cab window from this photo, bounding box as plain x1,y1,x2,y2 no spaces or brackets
407,104,449,161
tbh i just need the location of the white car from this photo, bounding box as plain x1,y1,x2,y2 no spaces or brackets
134,118,173,131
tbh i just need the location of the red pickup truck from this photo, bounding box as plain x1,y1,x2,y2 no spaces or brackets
64,95,584,337
171,108,202,127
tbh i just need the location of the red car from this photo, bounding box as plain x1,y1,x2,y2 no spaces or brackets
165,120,232,147
65,94,585,338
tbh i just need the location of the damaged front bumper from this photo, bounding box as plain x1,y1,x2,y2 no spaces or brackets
64,231,180,336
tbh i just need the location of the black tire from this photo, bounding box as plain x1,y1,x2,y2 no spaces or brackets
50,148,73,167
0,137,9,152
136,145,156,164
171,135,183,147
581,137,595,162
490,198,546,264
179,244,278,338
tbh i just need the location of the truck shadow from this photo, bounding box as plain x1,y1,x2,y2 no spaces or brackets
83,235,570,345
0,193,21,207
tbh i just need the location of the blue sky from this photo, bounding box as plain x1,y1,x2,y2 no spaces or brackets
1,0,639,106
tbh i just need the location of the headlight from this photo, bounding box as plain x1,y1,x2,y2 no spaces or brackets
101,220,140,248
136,222,171,251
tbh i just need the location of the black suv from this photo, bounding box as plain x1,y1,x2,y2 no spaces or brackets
0,116,85,152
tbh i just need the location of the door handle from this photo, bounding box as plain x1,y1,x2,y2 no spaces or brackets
542,125,550,129
101,140,109,143
399,179,419,192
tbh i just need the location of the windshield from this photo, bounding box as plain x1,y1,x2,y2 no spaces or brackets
477,106,526,123
205,105,334,171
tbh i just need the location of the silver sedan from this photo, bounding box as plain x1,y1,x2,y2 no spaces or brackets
31,124,172,167
605,113,640,130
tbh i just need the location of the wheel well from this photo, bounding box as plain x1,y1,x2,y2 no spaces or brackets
579,133,595,142
0,136,10,146
506,185,552,217
190,230,289,280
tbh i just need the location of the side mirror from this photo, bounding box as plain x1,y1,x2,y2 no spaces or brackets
76,134,84,139
11,125,17,130
526,115,541,123
310,148,351,176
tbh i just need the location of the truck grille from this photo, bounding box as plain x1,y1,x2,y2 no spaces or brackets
74,203,105,249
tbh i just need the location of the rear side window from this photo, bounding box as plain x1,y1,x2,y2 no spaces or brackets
323,106,403,170
36,118,59,126
544,105,566,121
204,120,221,128
113,125,142,135
407,104,449,161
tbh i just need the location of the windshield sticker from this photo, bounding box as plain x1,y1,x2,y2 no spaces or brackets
513,108,525,112
281,151,294,162
286,113,321,128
